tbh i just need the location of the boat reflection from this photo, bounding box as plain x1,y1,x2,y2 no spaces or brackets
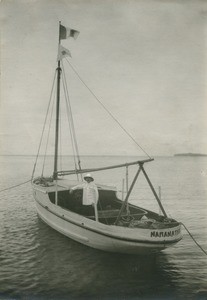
31,218,185,299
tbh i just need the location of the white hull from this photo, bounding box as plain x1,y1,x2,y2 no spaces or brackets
33,184,182,255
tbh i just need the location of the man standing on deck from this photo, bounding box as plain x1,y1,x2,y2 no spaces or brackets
69,173,99,221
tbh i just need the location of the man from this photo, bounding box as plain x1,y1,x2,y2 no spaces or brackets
70,173,99,221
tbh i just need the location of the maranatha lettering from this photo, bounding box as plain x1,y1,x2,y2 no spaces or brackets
151,229,180,238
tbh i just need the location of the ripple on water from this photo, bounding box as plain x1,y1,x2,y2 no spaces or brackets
0,156,207,299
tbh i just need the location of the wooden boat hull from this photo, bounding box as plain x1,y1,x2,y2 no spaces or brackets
33,185,182,255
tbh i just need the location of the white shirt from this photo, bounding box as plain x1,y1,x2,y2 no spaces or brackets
71,182,99,205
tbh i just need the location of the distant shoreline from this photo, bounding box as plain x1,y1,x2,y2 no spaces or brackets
174,153,207,157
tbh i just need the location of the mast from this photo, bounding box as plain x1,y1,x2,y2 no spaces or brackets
53,21,62,180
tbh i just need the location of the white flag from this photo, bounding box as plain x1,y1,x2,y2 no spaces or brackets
57,45,71,61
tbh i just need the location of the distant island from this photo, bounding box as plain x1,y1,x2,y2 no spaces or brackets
174,153,207,157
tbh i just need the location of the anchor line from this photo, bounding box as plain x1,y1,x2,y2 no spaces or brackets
181,222,207,256
0,180,31,193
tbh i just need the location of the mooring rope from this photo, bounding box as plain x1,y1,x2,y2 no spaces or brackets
181,222,207,256
0,179,31,193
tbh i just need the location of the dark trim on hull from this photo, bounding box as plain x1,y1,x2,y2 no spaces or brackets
35,198,182,246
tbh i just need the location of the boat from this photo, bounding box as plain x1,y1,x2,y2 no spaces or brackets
32,22,182,255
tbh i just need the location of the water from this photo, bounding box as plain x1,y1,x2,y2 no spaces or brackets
0,155,207,300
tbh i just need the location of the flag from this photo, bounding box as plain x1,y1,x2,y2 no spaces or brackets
57,45,71,61
60,24,80,40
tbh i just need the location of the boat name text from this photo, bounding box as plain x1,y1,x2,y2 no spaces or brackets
151,229,180,238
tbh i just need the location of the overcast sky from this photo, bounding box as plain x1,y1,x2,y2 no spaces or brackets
1,0,207,157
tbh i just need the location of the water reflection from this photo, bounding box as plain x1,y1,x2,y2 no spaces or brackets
1,213,205,299
14,218,184,299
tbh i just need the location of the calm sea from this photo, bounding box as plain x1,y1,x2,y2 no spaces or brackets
0,155,206,300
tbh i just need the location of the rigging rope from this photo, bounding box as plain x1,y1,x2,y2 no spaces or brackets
59,99,63,172
42,84,56,176
61,62,82,180
61,65,78,163
31,70,57,180
61,79,79,177
181,222,207,256
62,63,82,164
65,58,152,159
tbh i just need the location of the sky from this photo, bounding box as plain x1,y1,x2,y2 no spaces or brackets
1,0,207,157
